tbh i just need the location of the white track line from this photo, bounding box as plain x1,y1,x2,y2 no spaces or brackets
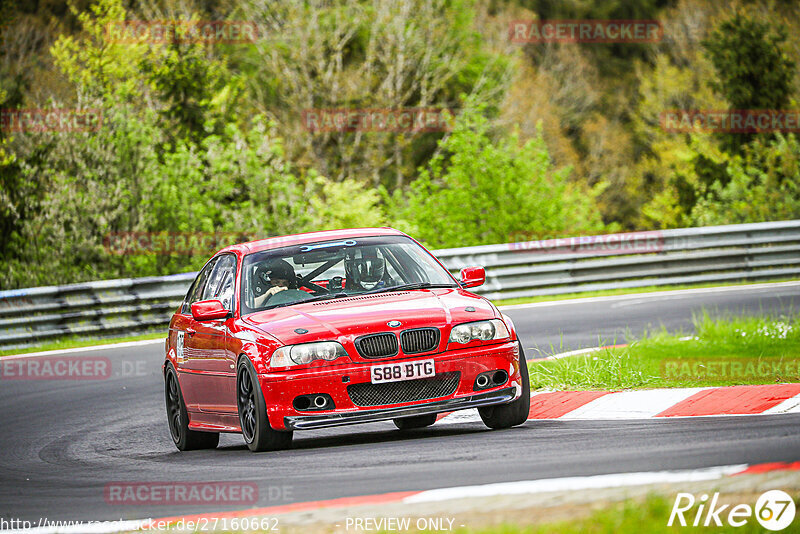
435,408,483,425
498,280,800,311
764,393,800,414
403,464,748,503
542,345,623,361
2,338,163,359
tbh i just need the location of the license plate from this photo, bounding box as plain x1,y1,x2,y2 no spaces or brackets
371,359,435,384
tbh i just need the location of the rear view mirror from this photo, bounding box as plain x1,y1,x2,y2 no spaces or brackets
460,267,485,288
191,299,229,321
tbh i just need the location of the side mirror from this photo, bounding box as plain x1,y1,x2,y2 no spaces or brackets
191,299,230,321
459,266,485,288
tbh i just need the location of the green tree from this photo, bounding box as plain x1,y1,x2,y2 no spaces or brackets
396,105,605,249
307,177,386,231
239,0,511,189
703,10,795,113
702,9,796,155
691,133,800,226
1,0,391,288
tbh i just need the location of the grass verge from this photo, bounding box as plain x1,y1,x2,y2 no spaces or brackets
446,494,789,533
528,312,800,390
0,331,164,357
494,278,799,307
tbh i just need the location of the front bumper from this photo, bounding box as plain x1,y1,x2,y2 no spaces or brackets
284,387,516,430
259,340,521,430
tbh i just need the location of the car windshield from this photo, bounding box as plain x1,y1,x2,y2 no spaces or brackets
239,235,458,314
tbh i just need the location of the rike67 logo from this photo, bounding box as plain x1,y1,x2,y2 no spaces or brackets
669,490,796,531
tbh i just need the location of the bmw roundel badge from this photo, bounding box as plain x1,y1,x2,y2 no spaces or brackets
387,320,402,328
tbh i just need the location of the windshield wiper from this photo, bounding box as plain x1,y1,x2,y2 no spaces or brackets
366,283,457,294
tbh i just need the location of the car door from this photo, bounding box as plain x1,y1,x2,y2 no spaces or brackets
173,257,218,411
191,254,237,414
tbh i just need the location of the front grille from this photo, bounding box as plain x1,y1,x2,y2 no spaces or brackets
347,372,461,407
400,328,440,354
355,333,398,358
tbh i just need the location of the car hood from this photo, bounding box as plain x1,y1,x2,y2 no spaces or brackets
242,289,496,345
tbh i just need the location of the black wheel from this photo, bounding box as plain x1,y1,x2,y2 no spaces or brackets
164,364,219,451
479,345,531,429
393,414,437,430
237,357,293,452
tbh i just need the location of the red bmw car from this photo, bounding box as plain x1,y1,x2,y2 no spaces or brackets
163,228,530,452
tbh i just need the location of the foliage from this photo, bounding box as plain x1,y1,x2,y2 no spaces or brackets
635,1,800,228
701,7,796,157
691,134,800,225
2,0,800,287
0,0,380,288
397,104,605,248
529,313,800,391
238,0,511,189
703,9,795,113
308,177,387,231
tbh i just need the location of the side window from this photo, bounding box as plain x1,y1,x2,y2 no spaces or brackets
181,258,218,314
204,254,236,311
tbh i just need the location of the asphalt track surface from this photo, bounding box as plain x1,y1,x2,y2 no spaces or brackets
1,283,800,524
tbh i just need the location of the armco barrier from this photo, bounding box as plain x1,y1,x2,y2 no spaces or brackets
0,273,196,350
1,220,799,350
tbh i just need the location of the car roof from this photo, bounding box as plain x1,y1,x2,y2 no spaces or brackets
219,227,409,255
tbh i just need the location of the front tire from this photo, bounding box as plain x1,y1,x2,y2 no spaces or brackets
164,364,219,451
237,357,293,452
393,414,437,430
479,345,530,429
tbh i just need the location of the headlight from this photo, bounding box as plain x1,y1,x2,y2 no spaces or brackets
270,341,347,368
449,319,510,344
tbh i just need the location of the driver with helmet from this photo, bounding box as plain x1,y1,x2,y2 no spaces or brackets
345,248,387,291
253,259,297,307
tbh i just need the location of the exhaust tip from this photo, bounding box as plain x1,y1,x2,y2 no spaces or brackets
492,370,508,385
293,396,311,410
476,375,490,388
314,395,328,408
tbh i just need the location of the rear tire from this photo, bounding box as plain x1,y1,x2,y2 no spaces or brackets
164,364,219,451
237,357,293,452
479,345,530,429
393,414,437,430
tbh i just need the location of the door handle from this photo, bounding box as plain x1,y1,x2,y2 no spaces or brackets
186,328,196,336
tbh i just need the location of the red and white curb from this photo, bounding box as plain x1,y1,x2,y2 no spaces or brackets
435,383,800,425
10,462,800,533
